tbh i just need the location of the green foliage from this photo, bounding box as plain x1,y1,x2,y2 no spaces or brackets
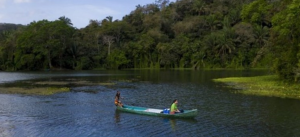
270,0,300,81
241,0,272,25
106,50,129,69
75,57,93,70
0,0,299,82
0,23,23,34
12,19,76,70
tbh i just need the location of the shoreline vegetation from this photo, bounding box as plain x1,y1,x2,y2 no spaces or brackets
213,75,300,99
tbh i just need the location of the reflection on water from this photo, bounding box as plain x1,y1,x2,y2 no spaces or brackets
169,119,176,131
114,110,121,123
165,118,198,132
1,70,300,136
163,118,177,131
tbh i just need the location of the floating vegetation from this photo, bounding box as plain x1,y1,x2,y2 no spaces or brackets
0,75,145,96
0,79,117,95
213,75,300,99
0,87,70,95
98,82,115,86
32,81,115,86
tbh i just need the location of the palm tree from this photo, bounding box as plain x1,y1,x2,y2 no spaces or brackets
254,25,269,47
205,15,217,31
251,25,269,67
228,8,241,26
214,31,235,67
59,16,73,26
106,16,113,23
192,0,206,16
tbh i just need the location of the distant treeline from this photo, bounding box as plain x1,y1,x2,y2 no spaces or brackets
0,0,299,82
0,23,24,32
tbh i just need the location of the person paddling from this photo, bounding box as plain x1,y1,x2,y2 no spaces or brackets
170,99,180,114
114,91,123,107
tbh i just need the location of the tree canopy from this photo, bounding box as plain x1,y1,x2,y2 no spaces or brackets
1,0,300,82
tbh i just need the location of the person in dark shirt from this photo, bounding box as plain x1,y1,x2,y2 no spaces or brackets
114,91,123,107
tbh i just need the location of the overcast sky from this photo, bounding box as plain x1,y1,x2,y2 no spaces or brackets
0,0,174,28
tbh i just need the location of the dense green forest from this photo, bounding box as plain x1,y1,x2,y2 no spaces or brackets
0,0,299,82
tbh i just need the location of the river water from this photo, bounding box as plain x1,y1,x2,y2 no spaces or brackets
0,70,300,137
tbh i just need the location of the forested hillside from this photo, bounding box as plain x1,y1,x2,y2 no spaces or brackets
0,0,299,82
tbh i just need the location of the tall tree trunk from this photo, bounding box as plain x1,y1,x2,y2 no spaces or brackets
103,35,114,56
48,48,53,69
108,41,111,55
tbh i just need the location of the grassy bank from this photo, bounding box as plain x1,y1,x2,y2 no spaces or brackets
213,75,300,99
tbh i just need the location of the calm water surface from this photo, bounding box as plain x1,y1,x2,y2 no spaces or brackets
0,70,300,137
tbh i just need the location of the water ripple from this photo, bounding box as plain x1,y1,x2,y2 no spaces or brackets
1,70,300,137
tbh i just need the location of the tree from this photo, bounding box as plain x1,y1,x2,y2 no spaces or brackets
251,25,269,67
14,19,75,70
59,16,73,26
171,34,190,68
85,20,102,54
138,34,155,67
214,32,235,67
192,0,206,16
241,0,272,27
101,20,131,46
3,0,300,74
205,15,218,31
15,20,50,70
271,0,300,81
106,16,113,23
156,0,170,10
71,28,101,70
0,30,19,70
106,50,129,69
102,35,115,55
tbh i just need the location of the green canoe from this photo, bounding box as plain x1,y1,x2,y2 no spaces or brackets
116,105,197,119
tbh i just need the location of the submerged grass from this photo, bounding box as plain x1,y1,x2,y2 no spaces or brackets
213,75,300,99
0,87,70,95
33,81,115,86
0,80,116,95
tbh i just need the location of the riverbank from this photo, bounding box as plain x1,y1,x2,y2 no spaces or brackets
213,75,300,99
